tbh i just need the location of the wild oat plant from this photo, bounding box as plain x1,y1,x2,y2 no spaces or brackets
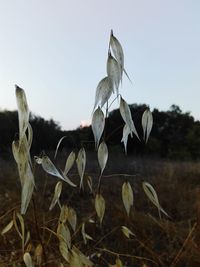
2,31,186,267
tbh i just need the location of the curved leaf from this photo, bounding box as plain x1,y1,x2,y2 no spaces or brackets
54,136,67,159
121,124,131,154
142,181,169,218
21,164,34,214
76,148,86,190
121,226,135,239
92,107,105,149
38,154,76,187
142,109,153,143
23,252,34,267
49,181,62,211
98,141,108,175
15,85,29,141
110,30,124,76
64,151,76,175
68,207,77,232
95,194,105,226
122,181,133,216
1,220,13,235
107,53,121,95
93,76,113,110
120,96,139,140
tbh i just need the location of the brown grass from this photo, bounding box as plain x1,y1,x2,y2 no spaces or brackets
1,154,200,266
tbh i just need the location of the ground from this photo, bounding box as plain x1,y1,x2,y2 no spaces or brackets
1,153,200,266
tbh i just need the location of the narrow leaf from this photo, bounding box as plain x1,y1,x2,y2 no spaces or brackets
92,107,105,149
120,96,139,140
122,182,133,216
34,244,43,266
110,30,124,77
59,205,69,224
49,181,62,211
15,85,29,140
95,194,105,226
27,123,33,150
93,76,113,110
23,252,34,267
16,212,25,241
39,154,76,187
87,176,93,194
142,181,169,218
59,241,70,262
57,222,71,249
121,124,131,154
64,151,76,175
41,155,64,179
107,53,122,95
69,249,82,267
25,231,30,246
21,164,34,214
1,220,13,235
81,223,93,245
76,148,86,190
54,136,67,159
121,226,135,239
142,109,153,143
72,246,94,267
62,172,77,187
68,207,77,232
98,141,108,175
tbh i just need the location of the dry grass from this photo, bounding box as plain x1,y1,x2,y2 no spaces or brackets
1,154,200,266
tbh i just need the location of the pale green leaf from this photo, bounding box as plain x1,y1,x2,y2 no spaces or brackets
40,154,76,187
98,141,108,175
59,241,70,262
81,223,93,245
15,85,29,141
72,246,94,267
93,77,113,110
54,136,67,159
95,194,105,226
67,207,77,232
21,164,34,214
121,226,135,239
87,176,93,194
64,151,76,175
121,124,131,154
49,181,62,211
107,53,121,95
1,220,13,235
122,182,133,216
76,148,86,190
142,109,153,143
23,252,34,267
110,30,124,77
92,107,105,149
142,181,169,218
120,96,139,140
57,222,71,249
59,205,69,224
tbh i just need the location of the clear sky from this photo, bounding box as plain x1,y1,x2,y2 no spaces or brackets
0,0,199,130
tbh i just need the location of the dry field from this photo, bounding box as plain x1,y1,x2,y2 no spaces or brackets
1,153,200,267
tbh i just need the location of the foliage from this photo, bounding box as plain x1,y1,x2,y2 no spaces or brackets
0,31,199,267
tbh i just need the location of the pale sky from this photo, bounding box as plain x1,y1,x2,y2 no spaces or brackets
0,0,199,130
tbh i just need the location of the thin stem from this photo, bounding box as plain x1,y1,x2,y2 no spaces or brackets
97,173,102,193
170,222,197,267
108,94,120,110
96,247,158,265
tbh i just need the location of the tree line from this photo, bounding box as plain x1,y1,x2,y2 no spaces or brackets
0,104,200,160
